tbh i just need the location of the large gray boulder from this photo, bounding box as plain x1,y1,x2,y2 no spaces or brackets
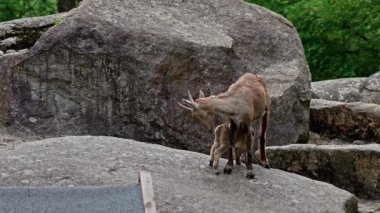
0,136,357,213
312,71,380,104
0,123,41,151
362,71,380,104
0,13,65,124
261,144,380,199
0,0,310,153
310,99,380,142
311,78,367,102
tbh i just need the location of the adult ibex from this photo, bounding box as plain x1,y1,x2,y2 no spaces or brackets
178,73,270,176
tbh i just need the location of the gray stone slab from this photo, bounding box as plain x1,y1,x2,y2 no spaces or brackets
310,99,380,142
0,185,144,213
0,136,358,213
260,144,380,199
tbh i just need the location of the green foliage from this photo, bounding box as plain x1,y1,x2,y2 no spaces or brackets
247,0,380,81
0,0,57,22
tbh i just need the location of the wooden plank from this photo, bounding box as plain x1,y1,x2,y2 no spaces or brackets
139,171,157,213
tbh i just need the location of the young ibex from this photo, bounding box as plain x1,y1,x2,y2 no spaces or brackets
178,73,271,175
210,123,255,178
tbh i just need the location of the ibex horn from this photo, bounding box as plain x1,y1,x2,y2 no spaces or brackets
187,90,195,102
199,90,205,98
182,99,199,108
176,101,193,112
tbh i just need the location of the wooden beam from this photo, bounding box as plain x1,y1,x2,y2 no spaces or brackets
139,171,156,213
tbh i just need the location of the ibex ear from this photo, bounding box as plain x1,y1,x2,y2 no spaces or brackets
199,90,205,98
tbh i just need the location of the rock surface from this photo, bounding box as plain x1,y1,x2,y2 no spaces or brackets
0,124,42,151
362,72,380,104
310,99,380,142
261,144,380,199
312,71,380,104
312,78,367,102
358,199,380,213
0,0,310,153
0,13,65,52
0,136,357,213
308,131,353,145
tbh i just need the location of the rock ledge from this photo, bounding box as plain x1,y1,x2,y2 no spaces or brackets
0,136,357,213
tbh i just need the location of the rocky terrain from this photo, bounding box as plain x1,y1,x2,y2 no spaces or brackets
0,124,41,151
310,72,380,143
261,144,380,199
280,72,380,212
312,72,380,104
310,99,380,142
0,136,357,213
1,0,379,212
0,0,310,155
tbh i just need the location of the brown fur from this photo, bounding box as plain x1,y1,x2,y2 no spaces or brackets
210,123,255,178
179,73,271,174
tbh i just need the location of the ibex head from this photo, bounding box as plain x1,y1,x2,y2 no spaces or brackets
177,90,214,131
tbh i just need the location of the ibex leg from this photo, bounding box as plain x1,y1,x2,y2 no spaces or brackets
209,144,216,167
213,143,229,175
224,120,237,174
234,148,241,165
245,132,254,179
259,110,270,169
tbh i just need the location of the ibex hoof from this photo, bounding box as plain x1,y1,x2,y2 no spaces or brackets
223,166,232,174
246,170,255,179
209,160,213,167
236,161,241,166
260,161,270,169
240,155,247,164
214,170,220,175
